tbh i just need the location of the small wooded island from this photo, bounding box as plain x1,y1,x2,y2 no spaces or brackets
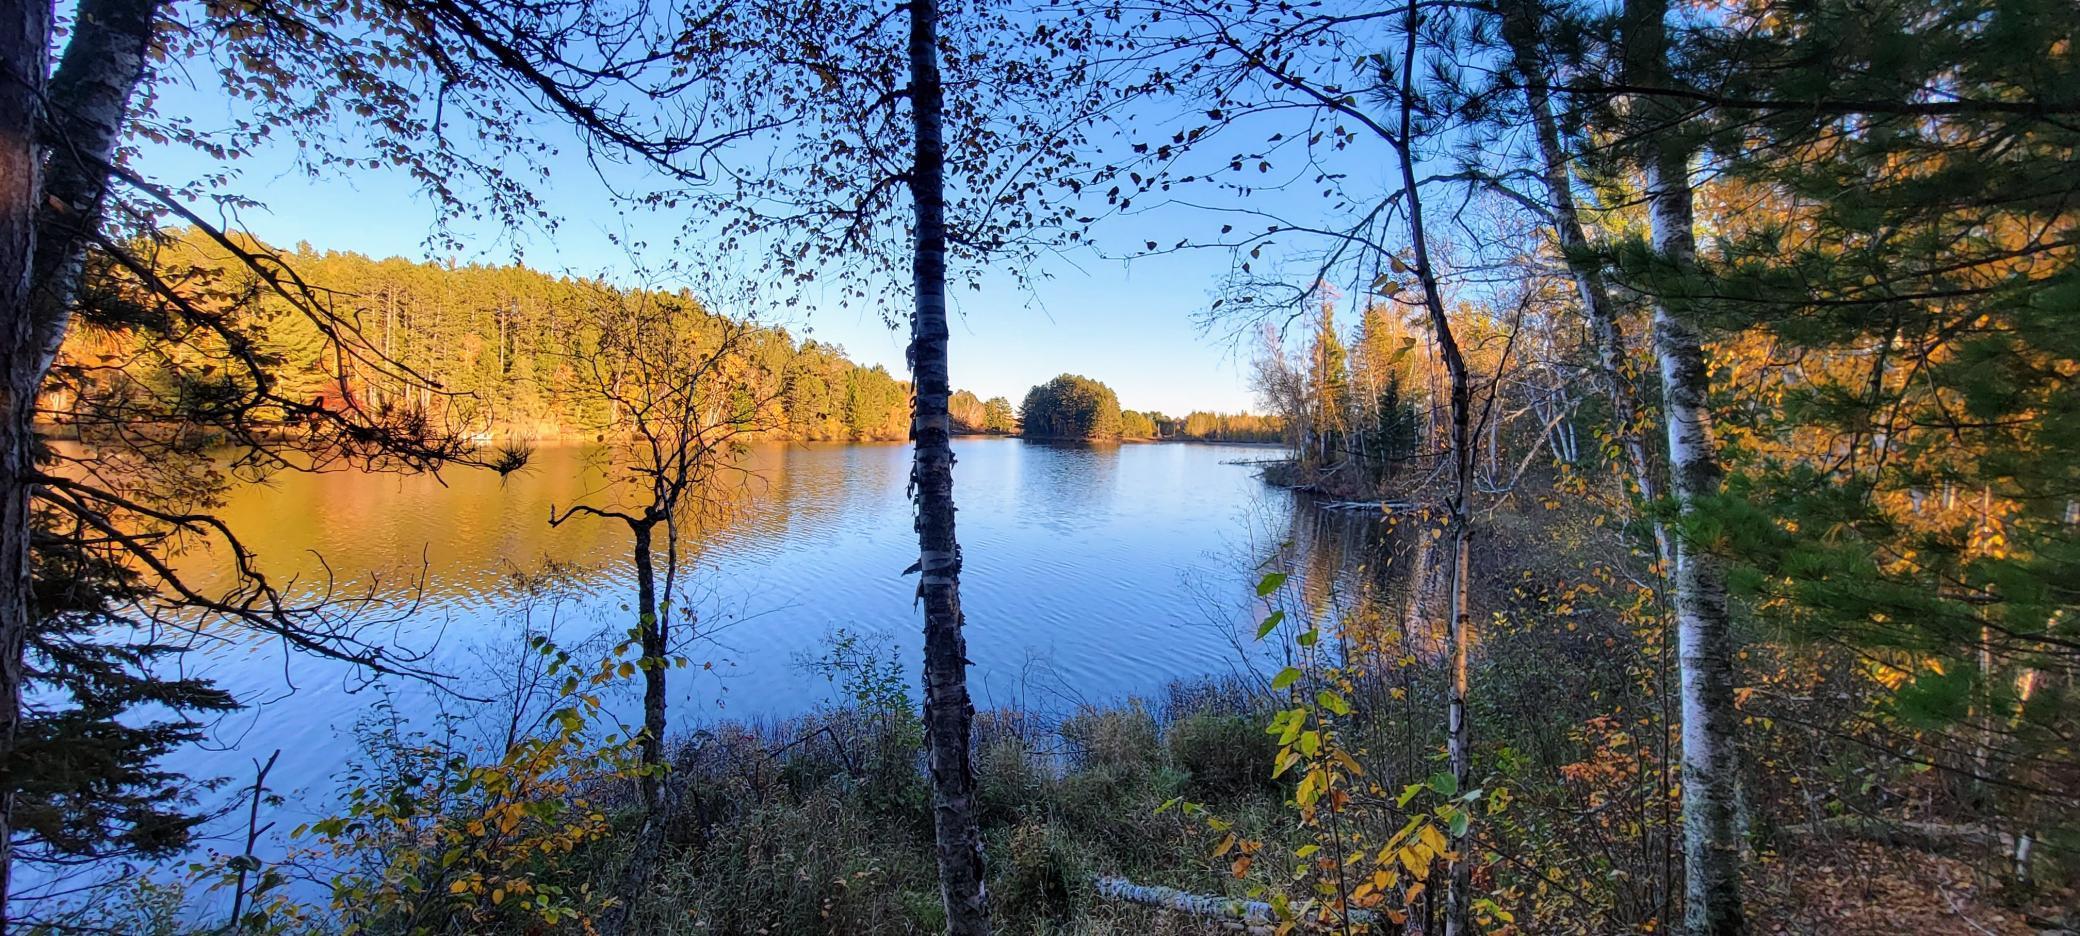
1012,373,1278,443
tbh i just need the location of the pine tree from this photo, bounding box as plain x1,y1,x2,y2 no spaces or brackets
1307,303,1351,465
1678,0,2079,861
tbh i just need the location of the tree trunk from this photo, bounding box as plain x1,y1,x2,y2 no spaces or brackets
1498,0,1670,566
628,518,666,815
908,0,989,930
594,515,670,933
1648,149,1746,936
0,3,52,924
1391,5,1475,930
1622,1,1747,931
31,0,155,369
1,0,155,919
1094,875,1379,930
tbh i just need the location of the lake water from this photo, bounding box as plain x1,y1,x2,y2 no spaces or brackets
27,438,1393,906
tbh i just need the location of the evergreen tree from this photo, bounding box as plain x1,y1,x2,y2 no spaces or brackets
1307,303,1350,464
980,396,1018,434
1676,0,2080,860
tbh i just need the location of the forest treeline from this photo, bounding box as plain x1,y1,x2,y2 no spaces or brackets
52,231,1274,449
57,230,913,443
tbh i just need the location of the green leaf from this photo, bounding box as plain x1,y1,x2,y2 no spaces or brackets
1271,667,1303,691
1254,610,1285,640
1315,690,1351,716
1428,772,1459,796
1449,809,1470,839
1279,713,1306,746
1255,572,1289,596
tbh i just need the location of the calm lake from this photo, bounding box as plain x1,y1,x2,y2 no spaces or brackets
31,437,1392,903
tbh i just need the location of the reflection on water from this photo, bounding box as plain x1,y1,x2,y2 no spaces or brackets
31,438,1412,907
144,441,1349,801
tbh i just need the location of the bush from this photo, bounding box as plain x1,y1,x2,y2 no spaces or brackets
991,821,1086,929
1059,702,1160,774
307,688,646,936
1167,712,1279,797
976,733,1049,827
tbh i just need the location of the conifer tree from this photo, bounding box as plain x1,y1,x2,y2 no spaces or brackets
1677,0,2080,877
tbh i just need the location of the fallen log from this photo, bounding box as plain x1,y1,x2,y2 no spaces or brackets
1315,499,1414,512
1092,876,1384,932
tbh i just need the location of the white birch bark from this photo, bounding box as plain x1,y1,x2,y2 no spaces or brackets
1499,0,1671,567
908,0,989,930
1623,0,1748,930
1390,5,1475,931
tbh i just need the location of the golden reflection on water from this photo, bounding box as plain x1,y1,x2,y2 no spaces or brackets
166,442,881,610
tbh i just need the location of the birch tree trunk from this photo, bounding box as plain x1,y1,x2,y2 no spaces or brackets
33,0,155,365
1622,1,1747,930
908,0,989,930
1647,149,1746,935
1,0,156,918
1498,0,1670,567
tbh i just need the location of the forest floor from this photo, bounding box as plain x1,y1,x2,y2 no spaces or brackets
1750,840,2072,935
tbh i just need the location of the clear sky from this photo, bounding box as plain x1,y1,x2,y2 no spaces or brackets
136,81,1273,416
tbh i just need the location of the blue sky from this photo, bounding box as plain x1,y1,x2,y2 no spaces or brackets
137,83,1273,416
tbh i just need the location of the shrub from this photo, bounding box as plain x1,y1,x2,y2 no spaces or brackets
305,684,646,936
1167,712,1279,797
1059,702,1160,774
991,821,1086,929
976,733,1049,827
